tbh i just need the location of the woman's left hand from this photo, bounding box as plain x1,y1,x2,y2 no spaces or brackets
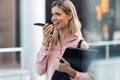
56,58,71,72
56,58,76,78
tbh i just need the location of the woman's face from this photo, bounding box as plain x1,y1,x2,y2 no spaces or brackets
51,6,72,30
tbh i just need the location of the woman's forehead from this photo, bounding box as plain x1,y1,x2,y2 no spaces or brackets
51,6,65,13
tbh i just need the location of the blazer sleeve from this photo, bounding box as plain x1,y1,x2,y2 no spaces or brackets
35,44,49,75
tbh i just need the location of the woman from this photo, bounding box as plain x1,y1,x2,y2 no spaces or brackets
35,0,93,80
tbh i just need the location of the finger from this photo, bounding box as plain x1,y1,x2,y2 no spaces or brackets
43,23,49,30
43,26,52,35
55,59,59,70
47,28,53,35
44,25,53,35
61,58,67,62
44,24,53,31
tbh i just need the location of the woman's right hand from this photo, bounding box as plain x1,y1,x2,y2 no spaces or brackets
42,23,54,47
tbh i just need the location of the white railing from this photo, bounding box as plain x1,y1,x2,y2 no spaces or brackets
88,40,120,59
0,47,31,80
0,47,24,69
88,41,120,80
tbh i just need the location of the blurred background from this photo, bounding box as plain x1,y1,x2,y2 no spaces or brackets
0,0,120,80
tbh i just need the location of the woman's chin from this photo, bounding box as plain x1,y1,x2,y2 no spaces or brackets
54,26,60,30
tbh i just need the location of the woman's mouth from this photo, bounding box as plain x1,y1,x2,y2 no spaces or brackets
53,21,60,26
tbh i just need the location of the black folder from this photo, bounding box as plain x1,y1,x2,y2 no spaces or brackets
62,47,97,72
52,47,97,80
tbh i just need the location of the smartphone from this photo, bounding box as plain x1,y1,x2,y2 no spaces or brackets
34,23,45,26
34,22,54,34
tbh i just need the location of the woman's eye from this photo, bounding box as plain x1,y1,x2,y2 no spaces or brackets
51,12,61,17
56,13,61,16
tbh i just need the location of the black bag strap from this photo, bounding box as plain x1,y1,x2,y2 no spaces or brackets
77,39,84,48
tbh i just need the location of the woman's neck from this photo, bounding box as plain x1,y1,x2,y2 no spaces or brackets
58,30,73,47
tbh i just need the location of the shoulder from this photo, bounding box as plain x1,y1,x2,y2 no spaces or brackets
74,33,89,48
81,40,89,49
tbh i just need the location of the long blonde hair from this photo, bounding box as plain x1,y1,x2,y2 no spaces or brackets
49,0,82,49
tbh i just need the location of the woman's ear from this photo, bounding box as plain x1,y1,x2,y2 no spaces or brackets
68,12,72,20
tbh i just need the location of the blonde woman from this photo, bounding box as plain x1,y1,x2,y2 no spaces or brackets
35,0,93,80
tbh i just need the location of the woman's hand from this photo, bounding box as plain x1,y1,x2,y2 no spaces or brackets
42,23,54,47
56,58,70,72
56,58,76,78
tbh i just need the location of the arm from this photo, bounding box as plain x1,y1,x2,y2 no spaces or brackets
70,65,94,80
35,23,54,75
35,44,49,75
59,58,94,80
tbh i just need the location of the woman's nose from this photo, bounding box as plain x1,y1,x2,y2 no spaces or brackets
51,15,57,21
